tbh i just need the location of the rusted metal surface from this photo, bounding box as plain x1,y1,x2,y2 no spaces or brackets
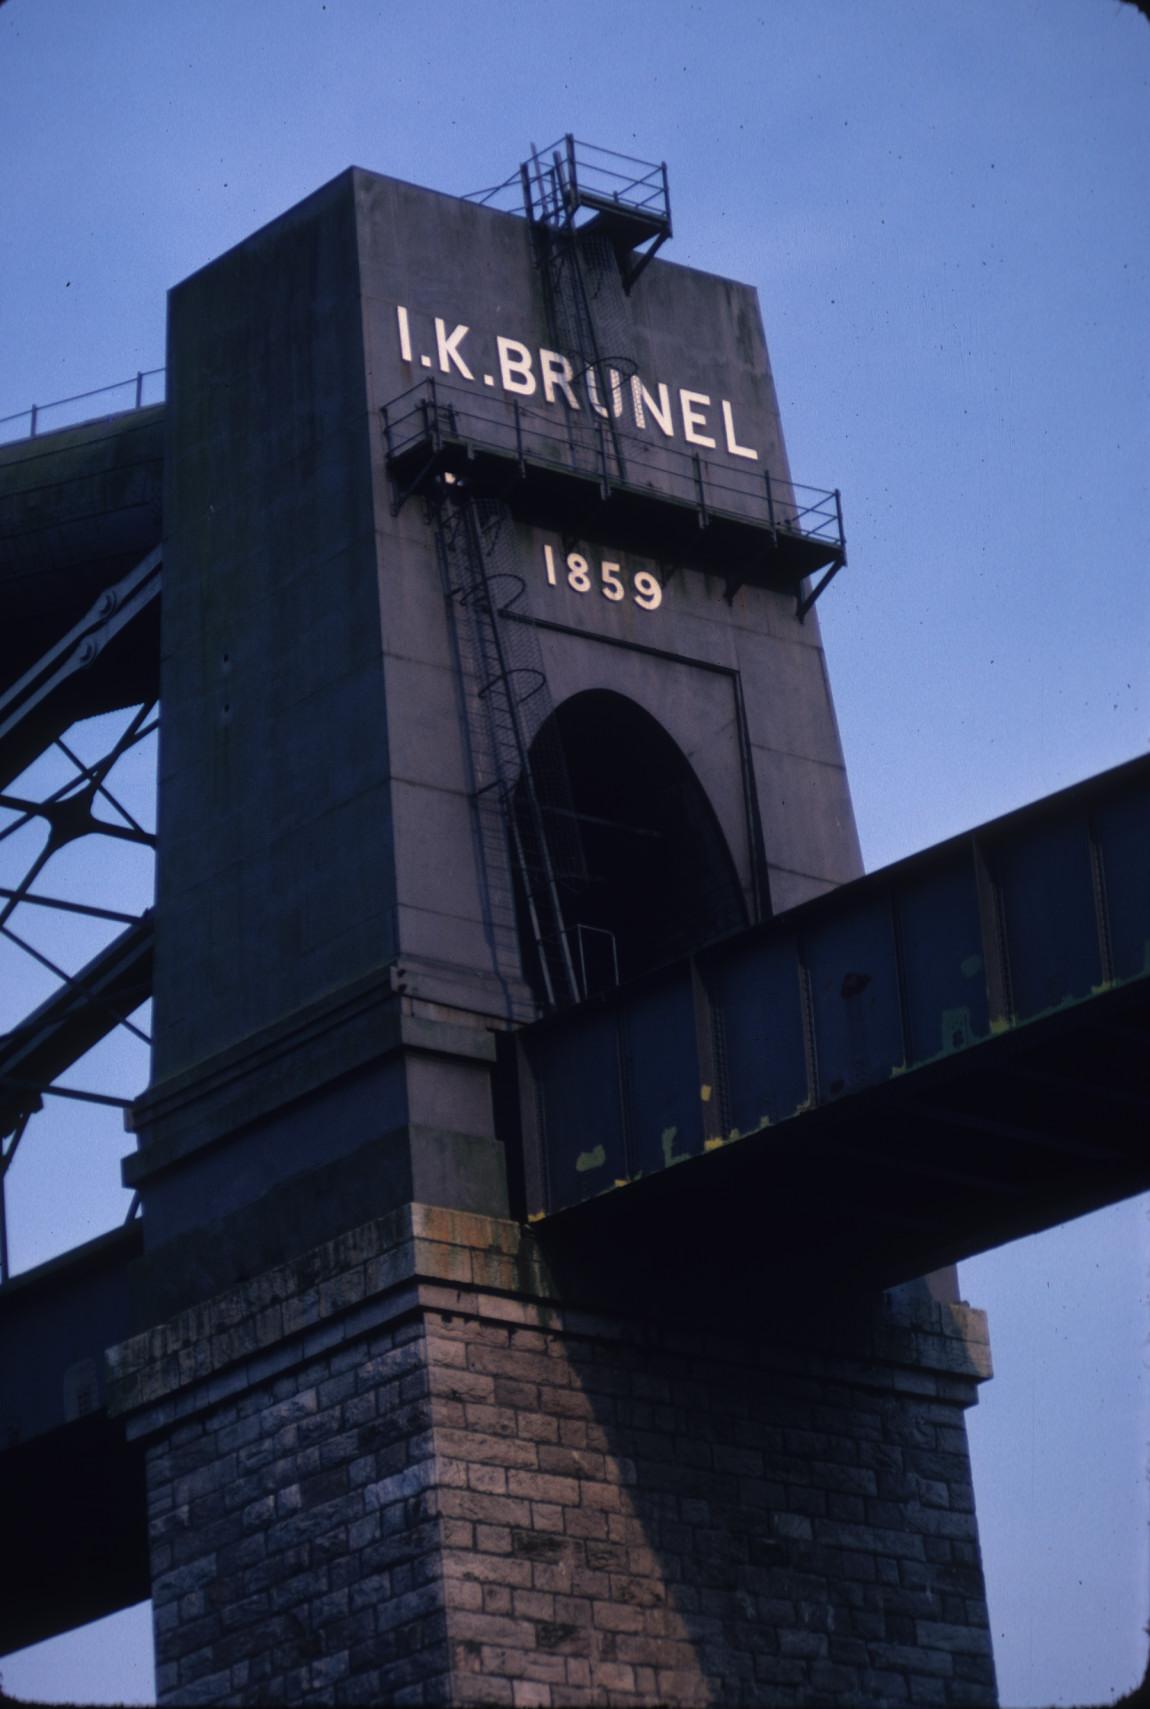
512,751,1150,1279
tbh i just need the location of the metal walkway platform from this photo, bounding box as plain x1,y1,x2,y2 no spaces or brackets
382,379,845,610
470,135,672,290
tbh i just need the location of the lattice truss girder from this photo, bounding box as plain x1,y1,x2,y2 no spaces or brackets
0,551,160,1281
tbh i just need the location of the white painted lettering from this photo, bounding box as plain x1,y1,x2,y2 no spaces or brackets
396,305,413,363
586,366,624,419
404,303,757,474
435,318,473,380
540,348,581,410
497,337,536,396
721,400,758,461
539,541,664,614
680,390,716,449
630,376,674,437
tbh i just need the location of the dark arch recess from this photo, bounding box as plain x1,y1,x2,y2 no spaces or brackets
514,689,747,1003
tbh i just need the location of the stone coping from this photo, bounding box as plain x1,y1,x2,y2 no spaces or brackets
106,1204,991,1430
125,980,500,1183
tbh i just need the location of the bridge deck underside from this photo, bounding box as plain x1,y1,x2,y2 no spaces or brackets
0,1224,147,1655
0,1414,149,1655
534,973,1150,1295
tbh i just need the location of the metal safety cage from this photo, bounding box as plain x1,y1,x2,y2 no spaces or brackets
519,136,669,231
467,135,672,291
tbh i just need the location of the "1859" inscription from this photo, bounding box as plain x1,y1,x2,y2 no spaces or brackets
542,544,662,611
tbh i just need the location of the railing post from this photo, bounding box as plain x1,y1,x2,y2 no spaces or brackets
764,468,776,532
694,454,708,525
135,371,144,409
565,134,578,210
514,399,525,475
835,487,844,545
29,404,37,439
598,421,610,499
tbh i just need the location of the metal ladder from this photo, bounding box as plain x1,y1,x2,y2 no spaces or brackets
523,148,634,482
433,485,585,1011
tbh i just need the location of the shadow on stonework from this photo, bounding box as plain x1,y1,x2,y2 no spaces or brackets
511,1222,1000,1708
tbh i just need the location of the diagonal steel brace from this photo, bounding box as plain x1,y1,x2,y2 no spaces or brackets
0,546,162,762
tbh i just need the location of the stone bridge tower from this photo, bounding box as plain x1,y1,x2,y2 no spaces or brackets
2,142,1025,1706
108,145,996,1706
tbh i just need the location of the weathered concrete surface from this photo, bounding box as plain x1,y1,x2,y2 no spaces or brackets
153,171,386,1086
131,166,862,1313
152,164,861,1089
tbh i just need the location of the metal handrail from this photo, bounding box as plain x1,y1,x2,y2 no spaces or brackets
0,368,165,447
522,136,670,228
381,377,844,550
469,136,671,232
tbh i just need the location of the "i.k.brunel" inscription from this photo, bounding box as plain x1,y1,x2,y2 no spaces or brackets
395,305,761,462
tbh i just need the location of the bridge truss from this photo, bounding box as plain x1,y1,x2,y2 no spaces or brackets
0,530,160,1281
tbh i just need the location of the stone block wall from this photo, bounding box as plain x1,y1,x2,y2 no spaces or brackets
430,1312,995,1707
108,1206,996,1707
142,1323,449,1704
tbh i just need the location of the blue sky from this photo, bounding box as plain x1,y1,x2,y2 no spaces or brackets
1,2,1148,1704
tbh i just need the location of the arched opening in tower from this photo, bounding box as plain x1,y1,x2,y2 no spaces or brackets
513,689,747,1004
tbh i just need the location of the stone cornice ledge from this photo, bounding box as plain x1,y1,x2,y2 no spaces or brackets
106,1204,991,1436
123,974,499,1184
